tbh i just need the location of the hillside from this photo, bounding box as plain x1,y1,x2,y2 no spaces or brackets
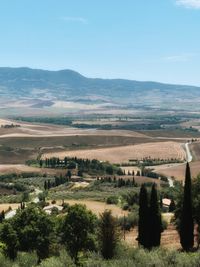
0,67,200,115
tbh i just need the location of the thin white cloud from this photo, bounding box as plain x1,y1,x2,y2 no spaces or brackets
162,53,198,62
176,0,200,9
60,16,88,24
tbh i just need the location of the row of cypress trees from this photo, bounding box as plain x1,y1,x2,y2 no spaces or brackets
138,162,194,251
138,183,163,249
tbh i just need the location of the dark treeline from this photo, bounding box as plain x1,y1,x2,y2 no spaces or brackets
97,176,137,188
126,157,184,167
44,172,71,190
141,167,168,182
39,156,124,176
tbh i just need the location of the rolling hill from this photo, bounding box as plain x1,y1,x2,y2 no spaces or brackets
0,67,199,115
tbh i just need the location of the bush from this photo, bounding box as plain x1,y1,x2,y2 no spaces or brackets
106,196,118,205
15,252,38,267
39,250,75,267
122,203,129,210
118,212,138,231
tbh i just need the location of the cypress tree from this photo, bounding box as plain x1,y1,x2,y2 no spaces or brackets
47,180,51,189
44,180,47,191
180,162,194,251
160,195,163,210
39,160,43,168
138,184,149,248
149,183,162,248
98,210,119,259
169,198,176,212
1,210,5,220
132,177,136,187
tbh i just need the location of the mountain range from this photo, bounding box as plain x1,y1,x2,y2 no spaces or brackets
0,67,199,115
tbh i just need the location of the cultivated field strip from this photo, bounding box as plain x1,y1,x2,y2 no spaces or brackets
42,141,186,164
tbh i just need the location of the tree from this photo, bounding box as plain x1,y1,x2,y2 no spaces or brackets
67,161,76,170
0,210,5,223
66,170,72,180
98,210,119,259
0,222,19,259
148,183,162,248
11,206,54,260
169,199,176,212
39,160,43,168
179,162,194,251
21,191,29,202
44,180,47,191
191,174,200,248
47,179,51,189
77,170,83,177
160,195,163,210
132,177,136,187
138,184,149,248
116,168,124,176
106,165,114,175
61,204,96,263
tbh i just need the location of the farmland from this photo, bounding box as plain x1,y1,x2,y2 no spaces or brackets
42,141,186,164
0,115,200,260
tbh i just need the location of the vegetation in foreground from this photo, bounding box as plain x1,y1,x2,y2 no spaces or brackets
0,161,200,266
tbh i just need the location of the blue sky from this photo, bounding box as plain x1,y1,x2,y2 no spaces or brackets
0,0,200,85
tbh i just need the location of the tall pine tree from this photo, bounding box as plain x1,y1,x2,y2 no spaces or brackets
138,184,149,248
180,162,194,251
149,183,162,248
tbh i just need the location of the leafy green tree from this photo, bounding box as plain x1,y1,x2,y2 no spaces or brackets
180,162,194,251
61,204,97,263
0,222,19,259
149,183,163,248
67,162,76,170
138,184,149,248
98,210,119,259
116,168,124,175
106,165,114,175
11,206,54,260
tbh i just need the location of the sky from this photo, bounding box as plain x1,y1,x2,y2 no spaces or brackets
0,0,200,85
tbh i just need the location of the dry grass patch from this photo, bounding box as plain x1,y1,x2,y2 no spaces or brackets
125,224,180,249
55,199,127,218
0,203,20,213
154,161,200,181
42,141,186,164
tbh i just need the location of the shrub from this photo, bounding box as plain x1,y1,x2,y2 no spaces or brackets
39,250,75,267
106,196,118,205
15,252,38,267
118,212,138,231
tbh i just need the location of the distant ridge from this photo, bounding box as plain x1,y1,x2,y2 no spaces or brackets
0,67,199,111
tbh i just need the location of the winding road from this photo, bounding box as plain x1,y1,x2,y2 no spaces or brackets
167,142,193,187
